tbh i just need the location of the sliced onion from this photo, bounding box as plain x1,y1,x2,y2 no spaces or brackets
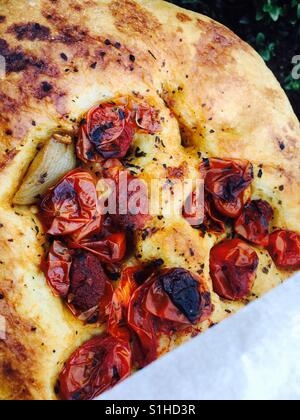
13,136,77,205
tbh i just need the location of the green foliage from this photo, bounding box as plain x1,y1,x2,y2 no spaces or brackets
254,1,300,65
257,0,284,22
285,74,300,91
169,0,300,116
256,32,276,61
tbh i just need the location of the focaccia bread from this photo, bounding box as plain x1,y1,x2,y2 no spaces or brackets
0,0,299,400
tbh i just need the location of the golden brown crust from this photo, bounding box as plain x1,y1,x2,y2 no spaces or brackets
0,0,299,400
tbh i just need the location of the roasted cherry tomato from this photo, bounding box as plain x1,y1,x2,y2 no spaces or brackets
145,269,212,325
45,240,72,297
102,159,150,231
268,230,300,270
203,194,226,233
77,102,134,162
128,267,213,367
77,99,160,163
210,239,259,301
59,334,131,400
69,232,126,264
184,191,226,234
108,267,139,341
45,246,113,322
67,251,112,322
128,277,157,368
41,169,102,242
235,200,274,246
107,262,164,342
201,158,254,218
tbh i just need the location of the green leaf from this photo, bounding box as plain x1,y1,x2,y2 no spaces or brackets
260,41,276,62
260,49,271,62
263,2,283,22
285,75,300,91
256,10,264,21
256,32,266,46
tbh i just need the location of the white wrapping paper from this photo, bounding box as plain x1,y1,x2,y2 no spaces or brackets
101,274,300,400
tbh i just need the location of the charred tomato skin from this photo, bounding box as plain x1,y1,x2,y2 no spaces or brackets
234,200,274,246
127,267,213,368
76,100,161,163
68,251,108,313
45,246,114,322
59,334,131,400
77,102,134,162
268,230,300,270
146,268,212,324
67,250,114,322
201,158,254,219
210,239,259,301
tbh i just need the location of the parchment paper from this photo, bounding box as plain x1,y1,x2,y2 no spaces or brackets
101,273,300,401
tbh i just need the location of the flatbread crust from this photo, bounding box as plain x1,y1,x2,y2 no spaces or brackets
0,0,299,400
